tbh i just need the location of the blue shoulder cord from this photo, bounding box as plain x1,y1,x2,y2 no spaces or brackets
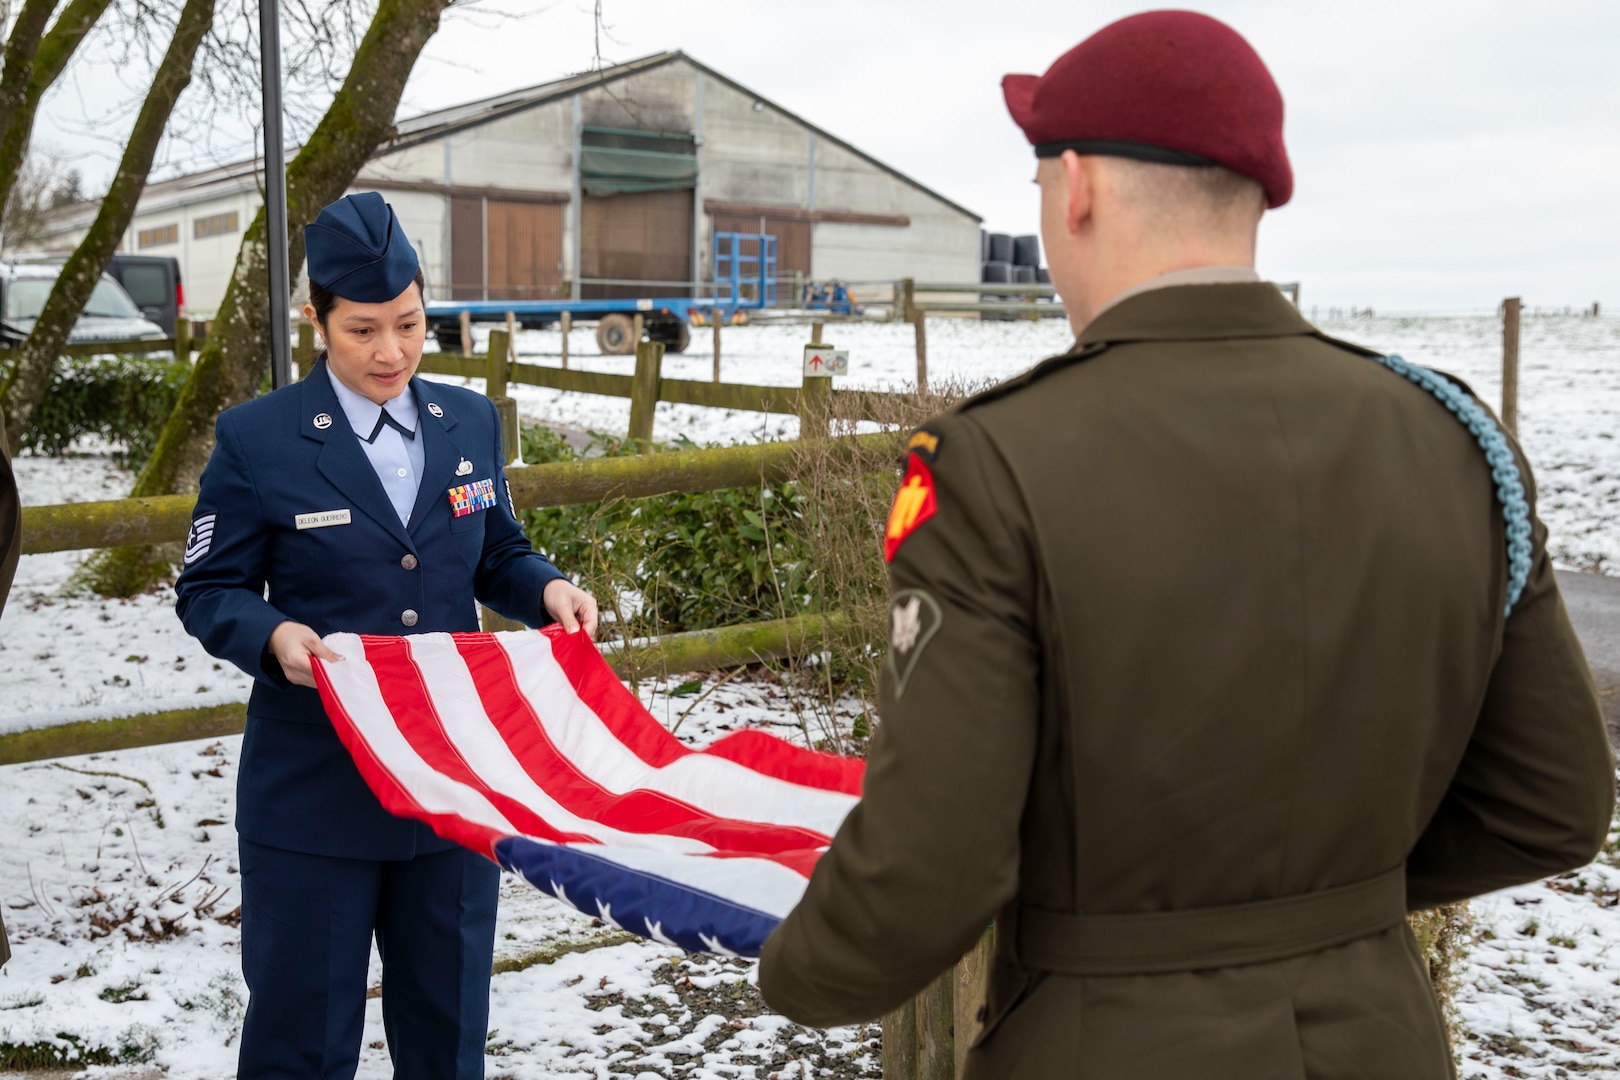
1364,354,1533,616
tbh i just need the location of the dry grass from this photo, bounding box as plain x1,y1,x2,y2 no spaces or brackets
1409,903,1474,1052
777,378,993,750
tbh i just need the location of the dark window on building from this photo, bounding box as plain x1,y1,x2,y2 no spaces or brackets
194,211,239,239
137,223,179,248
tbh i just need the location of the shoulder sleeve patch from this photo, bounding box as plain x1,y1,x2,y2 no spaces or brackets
905,427,941,461
884,455,938,563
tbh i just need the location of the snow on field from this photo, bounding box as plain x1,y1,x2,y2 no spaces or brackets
0,678,1615,1078
425,311,1620,573
0,676,878,1078
1,313,1618,1076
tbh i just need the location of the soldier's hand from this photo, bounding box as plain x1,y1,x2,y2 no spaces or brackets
268,620,344,688
543,579,599,639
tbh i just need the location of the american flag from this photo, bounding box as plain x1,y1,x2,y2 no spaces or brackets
312,626,863,956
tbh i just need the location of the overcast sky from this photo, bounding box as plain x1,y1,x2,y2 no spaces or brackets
34,0,1620,311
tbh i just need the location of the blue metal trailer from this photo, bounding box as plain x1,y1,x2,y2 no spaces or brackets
425,232,776,355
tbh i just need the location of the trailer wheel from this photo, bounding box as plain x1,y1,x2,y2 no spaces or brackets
648,319,692,353
596,313,636,355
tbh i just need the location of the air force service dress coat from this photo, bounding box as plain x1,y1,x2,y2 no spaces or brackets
1,410,19,968
758,283,1616,1079
175,358,565,858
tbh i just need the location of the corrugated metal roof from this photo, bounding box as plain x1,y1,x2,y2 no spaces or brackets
44,50,981,232
381,51,981,223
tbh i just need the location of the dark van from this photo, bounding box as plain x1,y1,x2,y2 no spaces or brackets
105,253,183,335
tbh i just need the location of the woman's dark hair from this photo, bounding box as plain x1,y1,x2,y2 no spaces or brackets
308,266,427,329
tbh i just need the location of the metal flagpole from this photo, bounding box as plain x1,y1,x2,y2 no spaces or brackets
260,0,292,389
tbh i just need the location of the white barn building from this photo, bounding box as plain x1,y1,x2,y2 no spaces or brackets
44,51,982,315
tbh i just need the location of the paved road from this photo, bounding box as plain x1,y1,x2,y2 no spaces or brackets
1557,569,1620,751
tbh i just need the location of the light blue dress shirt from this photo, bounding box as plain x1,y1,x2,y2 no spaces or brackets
329,374,425,527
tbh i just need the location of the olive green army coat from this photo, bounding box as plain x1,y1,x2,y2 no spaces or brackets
1,413,19,968
758,283,1615,1078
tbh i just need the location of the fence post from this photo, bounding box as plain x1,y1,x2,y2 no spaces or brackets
712,318,721,383
628,339,664,451
952,929,995,1077
883,928,994,1080
560,311,571,369
459,309,472,356
799,372,832,439
916,970,956,1080
811,321,824,345
901,277,915,323
295,321,315,379
174,316,191,364
632,312,645,345
914,311,929,395
486,329,510,400
505,311,517,362
1501,297,1521,436
883,999,920,1080
486,328,519,465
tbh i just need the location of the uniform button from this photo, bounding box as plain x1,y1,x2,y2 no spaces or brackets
396,467,408,478
401,609,419,627
400,553,418,570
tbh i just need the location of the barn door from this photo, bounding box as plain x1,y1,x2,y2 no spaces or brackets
487,201,563,301
449,196,484,301
581,189,695,300
448,197,563,302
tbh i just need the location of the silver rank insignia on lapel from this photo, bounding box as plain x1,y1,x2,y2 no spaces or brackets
313,413,333,429
886,588,942,698
456,458,473,476
427,402,444,418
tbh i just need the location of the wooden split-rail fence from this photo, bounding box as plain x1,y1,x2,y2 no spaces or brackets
14,422,990,1078
12,289,1534,1075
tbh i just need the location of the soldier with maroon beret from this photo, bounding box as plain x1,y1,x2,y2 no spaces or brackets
758,11,1614,1077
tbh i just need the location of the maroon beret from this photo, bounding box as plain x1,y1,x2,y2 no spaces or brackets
1003,10,1292,208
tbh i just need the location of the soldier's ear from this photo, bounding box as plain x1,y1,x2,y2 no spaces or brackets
1061,150,1094,234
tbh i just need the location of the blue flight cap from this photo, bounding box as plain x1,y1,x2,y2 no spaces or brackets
303,192,420,302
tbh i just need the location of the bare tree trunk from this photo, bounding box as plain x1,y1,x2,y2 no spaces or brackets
78,0,453,596
0,0,58,156
0,0,114,211
0,0,214,451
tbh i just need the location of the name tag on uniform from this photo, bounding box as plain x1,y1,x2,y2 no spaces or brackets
448,479,497,518
295,509,353,530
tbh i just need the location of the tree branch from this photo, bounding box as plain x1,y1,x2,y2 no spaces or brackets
0,0,115,209
1,0,215,450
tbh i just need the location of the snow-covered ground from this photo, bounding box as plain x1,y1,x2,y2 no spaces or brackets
3,314,1619,1076
0,691,1615,1078
0,678,879,1079
428,311,1620,573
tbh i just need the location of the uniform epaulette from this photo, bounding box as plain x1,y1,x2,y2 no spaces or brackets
1311,330,1484,402
951,339,1113,416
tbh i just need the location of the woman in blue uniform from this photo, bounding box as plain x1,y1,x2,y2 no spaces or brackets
175,192,596,1079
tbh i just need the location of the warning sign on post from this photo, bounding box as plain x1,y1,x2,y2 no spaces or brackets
803,344,848,376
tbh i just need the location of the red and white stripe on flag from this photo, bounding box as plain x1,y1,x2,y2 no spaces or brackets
311,625,863,956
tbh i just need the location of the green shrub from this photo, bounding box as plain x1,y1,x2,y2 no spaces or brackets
0,352,189,468
518,426,809,639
